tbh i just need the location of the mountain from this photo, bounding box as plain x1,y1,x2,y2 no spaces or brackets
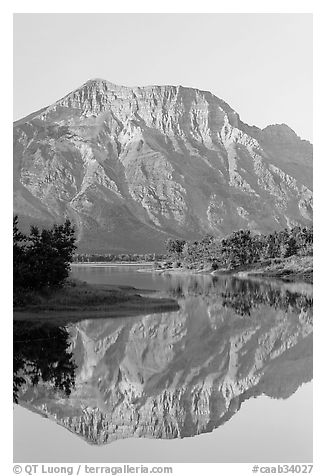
16,277,312,445
13,79,313,253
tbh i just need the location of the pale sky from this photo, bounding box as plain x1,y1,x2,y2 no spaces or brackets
13,13,312,141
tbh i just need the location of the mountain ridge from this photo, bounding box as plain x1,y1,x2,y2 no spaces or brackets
13,79,313,253
15,79,311,143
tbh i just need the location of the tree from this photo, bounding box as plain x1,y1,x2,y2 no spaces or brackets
13,216,27,288
13,216,77,293
220,230,254,269
165,238,186,258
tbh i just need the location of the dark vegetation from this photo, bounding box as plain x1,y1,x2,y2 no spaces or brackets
14,215,76,306
164,226,313,271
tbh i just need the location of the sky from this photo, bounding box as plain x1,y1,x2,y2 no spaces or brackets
13,13,312,140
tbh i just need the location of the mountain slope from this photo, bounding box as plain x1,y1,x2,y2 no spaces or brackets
13,79,313,252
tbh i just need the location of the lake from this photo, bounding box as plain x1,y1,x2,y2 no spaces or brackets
13,264,313,463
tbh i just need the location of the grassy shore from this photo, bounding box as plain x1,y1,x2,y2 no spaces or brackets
13,278,179,322
147,255,313,284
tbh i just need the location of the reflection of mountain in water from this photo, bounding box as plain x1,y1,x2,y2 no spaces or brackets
14,277,312,445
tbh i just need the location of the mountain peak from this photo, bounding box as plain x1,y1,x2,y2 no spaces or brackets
13,79,312,252
82,78,121,89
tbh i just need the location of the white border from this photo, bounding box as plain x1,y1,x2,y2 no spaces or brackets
3,3,324,474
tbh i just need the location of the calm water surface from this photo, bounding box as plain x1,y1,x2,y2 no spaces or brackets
13,264,313,462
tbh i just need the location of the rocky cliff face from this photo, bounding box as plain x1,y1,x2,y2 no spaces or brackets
17,278,312,445
13,79,313,252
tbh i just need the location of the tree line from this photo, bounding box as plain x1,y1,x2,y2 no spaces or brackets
73,252,165,263
165,225,313,270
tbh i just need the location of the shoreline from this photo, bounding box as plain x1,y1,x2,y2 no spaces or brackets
13,279,179,322
71,262,154,267
139,255,313,284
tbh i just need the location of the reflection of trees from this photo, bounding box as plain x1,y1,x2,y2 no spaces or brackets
220,279,312,317
166,275,215,298
13,321,76,404
167,276,313,317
